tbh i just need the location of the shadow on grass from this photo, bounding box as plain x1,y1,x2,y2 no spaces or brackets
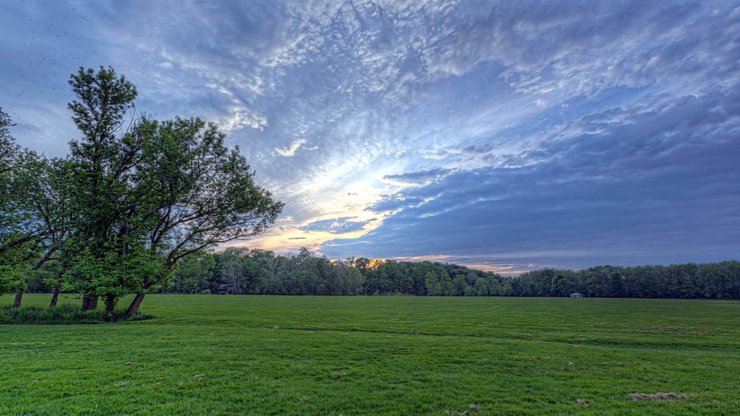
0,304,153,324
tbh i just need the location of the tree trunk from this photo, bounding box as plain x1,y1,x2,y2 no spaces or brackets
49,287,60,308
125,292,146,318
12,288,24,308
81,296,90,311
89,296,98,310
104,295,117,320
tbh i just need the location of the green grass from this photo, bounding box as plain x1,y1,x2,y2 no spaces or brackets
1,295,738,415
0,304,152,324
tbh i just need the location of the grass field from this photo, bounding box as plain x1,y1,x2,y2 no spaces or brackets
1,295,738,415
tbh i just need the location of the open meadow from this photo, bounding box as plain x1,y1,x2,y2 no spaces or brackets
1,295,738,415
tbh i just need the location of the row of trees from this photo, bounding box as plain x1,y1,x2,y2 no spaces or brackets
170,253,739,298
512,262,740,299
0,67,282,317
23,246,737,299
170,248,366,295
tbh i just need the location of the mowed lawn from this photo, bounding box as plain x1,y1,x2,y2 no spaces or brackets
1,295,738,415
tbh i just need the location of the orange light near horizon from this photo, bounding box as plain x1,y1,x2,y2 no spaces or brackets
366,258,388,269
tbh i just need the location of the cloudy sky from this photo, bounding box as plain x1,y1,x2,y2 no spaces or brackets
1,1,738,273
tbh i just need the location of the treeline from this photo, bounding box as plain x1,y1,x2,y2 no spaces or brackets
160,248,510,296
171,252,738,298
0,67,282,317
512,263,739,299
26,247,735,299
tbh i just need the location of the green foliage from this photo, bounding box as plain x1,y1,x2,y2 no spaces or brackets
453,274,467,296
67,66,137,143
0,304,150,324
0,107,14,171
423,271,440,295
0,67,281,312
0,147,72,301
62,69,282,314
172,253,216,293
513,262,740,299
160,249,740,299
64,67,139,304
0,259,31,294
0,115,46,296
175,248,366,296
122,117,283,294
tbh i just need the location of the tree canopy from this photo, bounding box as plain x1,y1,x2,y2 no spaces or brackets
118,249,740,299
0,68,283,316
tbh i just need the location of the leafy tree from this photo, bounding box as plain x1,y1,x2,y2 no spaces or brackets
120,117,282,316
173,252,215,293
0,109,38,265
7,154,72,307
550,271,577,296
424,271,441,295
0,107,14,174
338,264,365,295
41,67,282,315
474,277,491,296
0,110,55,305
64,67,138,311
439,269,454,296
453,274,468,296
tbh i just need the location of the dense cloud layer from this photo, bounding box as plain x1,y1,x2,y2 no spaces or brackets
2,1,738,272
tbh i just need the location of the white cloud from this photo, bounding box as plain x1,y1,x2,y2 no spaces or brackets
220,107,268,133
275,138,306,157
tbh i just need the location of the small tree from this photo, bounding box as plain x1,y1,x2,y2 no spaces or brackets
0,109,40,260
0,109,49,304
8,154,72,307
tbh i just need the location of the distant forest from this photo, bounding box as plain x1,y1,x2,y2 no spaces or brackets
23,247,740,299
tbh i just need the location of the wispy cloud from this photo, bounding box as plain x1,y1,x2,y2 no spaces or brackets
2,0,738,270
275,138,306,157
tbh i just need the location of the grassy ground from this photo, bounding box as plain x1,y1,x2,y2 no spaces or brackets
0,295,738,415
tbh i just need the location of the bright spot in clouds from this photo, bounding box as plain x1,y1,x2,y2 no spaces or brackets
275,138,306,157
2,0,739,273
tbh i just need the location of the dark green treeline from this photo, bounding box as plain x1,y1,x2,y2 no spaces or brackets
24,247,739,299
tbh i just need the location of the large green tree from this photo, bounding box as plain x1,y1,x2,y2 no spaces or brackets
120,117,283,316
61,67,281,317
65,66,138,312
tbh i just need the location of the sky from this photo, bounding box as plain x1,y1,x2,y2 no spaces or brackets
1,0,739,274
